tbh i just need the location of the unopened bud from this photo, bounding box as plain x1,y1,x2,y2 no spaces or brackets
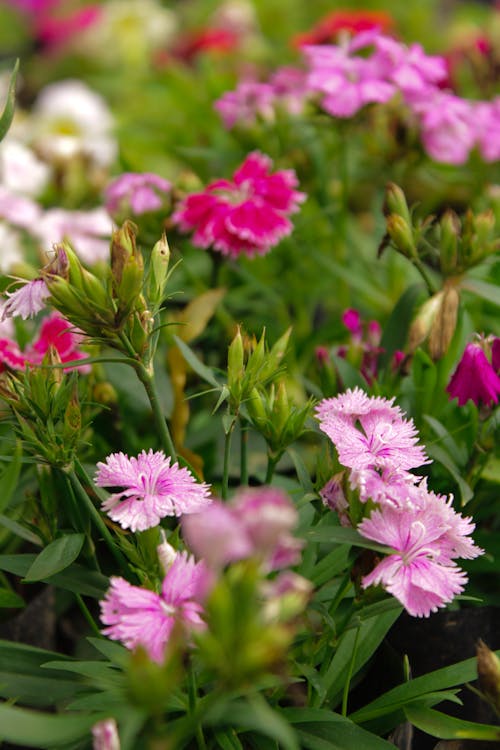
147,234,171,309
408,291,444,353
227,326,245,393
384,182,411,224
439,211,460,275
63,385,82,440
92,718,120,750
428,283,460,360
387,215,417,259
157,532,177,573
477,639,500,712
259,327,291,383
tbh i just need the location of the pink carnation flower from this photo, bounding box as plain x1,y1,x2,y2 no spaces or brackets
24,313,90,373
214,82,276,129
316,387,428,475
474,99,500,164
104,172,171,218
172,151,305,258
95,449,212,532
2,278,50,321
409,90,475,165
183,486,302,571
100,552,211,663
303,31,396,118
446,341,500,407
359,493,482,617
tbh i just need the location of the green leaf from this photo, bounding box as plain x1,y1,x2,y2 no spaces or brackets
214,728,244,750
461,278,500,307
0,440,22,514
0,59,19,142
425,443,473,504
331,355,367,390
287,447,314,494
281,708,396,749
206,696,299,750
0,554,108,598
306,526,392,555
0,703,95,747
379,284,427,370
0,586,24,608
23,535,85,582
349,651,500,726
172,335,220,388
315,608,402,707
87,636,128,666
405,705,500,741
0,513,42,545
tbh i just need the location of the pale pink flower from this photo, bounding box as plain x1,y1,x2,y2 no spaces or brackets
410,90,475,165
447,341,500,407
359,499,481,617
474,99,500,163
303,31,396,118
173,151,305,258
92,718,120,750
34,208,112,265
95,450,212,532
0,140,51,198
214,81,276,129
316,388,428,475
100,553,211,663
104,172,171,218
0,186,41,230
2,278,50,321
183,486,302,570
269,66,309,116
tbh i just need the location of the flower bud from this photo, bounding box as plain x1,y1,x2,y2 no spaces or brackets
157,532,177,574
92,719,120,750
408,290,444,353
259,327,291,383
386,215,417,259
384,182,412,225
147,234,171,309
111,222,144,323
227,326,245,403
428,283,460,360
477,639,500,712
439,210,460,275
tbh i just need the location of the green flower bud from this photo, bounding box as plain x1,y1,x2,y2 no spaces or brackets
439,210,460,275
227,326,245,401
387,215,417,259
384,183,412,225
147,234,171,310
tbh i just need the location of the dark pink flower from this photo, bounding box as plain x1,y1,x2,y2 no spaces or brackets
173,152,305,258
446,341,500,407
24,313,90,373
95,449,212,532
100,552,211,663
104,172,171,218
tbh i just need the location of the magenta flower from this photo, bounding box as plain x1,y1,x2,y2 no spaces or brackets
303,31,396,118
0,338,27,371
172,151,305,258
2,278,50,321
359,496,482,617
446,341,500,407
410,90,475,165
100,552,211,663
183,486,302,571
104,172,171,218
95,450,212,532
24,313,90,373
316,388,428,476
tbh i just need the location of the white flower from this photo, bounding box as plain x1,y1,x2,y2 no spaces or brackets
31,80,117,167
0,139,51,198
0,222,24,274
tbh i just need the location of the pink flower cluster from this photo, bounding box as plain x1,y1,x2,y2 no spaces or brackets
0,312,90,373
104,172,171,219
183,486,303,571
100,552,211,664
316,387,483,617
446,336,500,407
173,151,305,258
215,29,500,165
94,449,212,533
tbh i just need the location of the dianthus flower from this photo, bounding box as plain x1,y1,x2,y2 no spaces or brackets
214,81,276,129
100,552,211,663
474,99,500,164
183,486,302,571
316,387,428,476
409,90,475,165
358,492,482,617
303,31,396,118
104,172,171,218
172,151,305,258
446,340,500,407
2,278,50,321
95,449,212,532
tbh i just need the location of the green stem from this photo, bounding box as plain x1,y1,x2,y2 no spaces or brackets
188,660,207,750
135,362,177,461
67,469,128,574
264,453,279,484
341,623,361,717
412,258,436,296
240,419,248,486
222,423,234,500
75,594,102,637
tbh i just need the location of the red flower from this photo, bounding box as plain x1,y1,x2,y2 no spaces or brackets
292,9,394,48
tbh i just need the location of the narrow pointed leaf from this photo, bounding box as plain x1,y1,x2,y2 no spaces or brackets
24,534,85,582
